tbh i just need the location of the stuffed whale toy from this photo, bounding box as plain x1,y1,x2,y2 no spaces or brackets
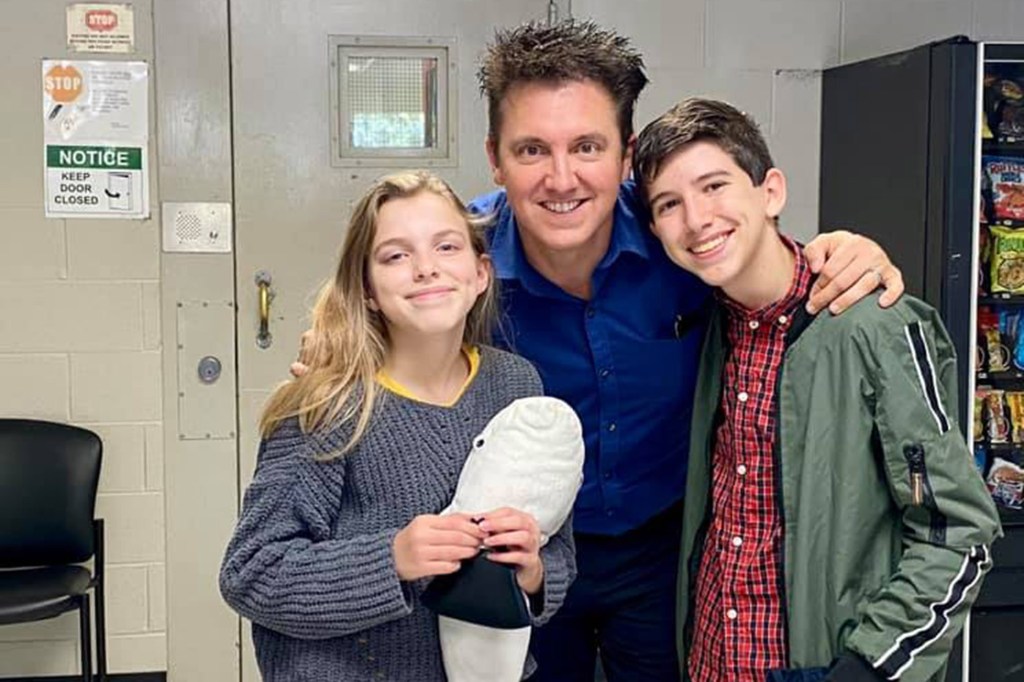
424,396,584,682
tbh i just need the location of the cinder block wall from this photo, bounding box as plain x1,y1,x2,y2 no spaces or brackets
0,0,167,676
0,0,1021,677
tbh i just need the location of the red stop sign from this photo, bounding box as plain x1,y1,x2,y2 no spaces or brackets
86,10,118,32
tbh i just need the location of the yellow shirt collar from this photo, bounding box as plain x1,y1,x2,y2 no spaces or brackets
376,346,481,407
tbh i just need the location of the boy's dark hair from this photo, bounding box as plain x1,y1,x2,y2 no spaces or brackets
477,20,649,149
634,97,775,200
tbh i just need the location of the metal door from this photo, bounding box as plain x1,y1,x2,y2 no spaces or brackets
229,2,558,678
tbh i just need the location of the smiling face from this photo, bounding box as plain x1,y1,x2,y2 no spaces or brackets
367,191,490,342
647,140,787,295
486,79,632,263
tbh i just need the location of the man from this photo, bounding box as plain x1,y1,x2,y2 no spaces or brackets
295,20,904,681
469,20,904,682
633,97,1000,682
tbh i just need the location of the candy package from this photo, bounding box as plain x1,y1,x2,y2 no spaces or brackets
1000,102,1024,140
987,389,1011,444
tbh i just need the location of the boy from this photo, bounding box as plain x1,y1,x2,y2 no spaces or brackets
633,97,1002,682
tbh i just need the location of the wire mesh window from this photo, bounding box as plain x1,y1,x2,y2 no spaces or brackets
330,38,455,166
348,56,438,149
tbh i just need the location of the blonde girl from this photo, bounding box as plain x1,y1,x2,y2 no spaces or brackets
219,171,575,682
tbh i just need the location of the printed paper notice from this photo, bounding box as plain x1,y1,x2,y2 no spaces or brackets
42,60,149,218
67,4,134,54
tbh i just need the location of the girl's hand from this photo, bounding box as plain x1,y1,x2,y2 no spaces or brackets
478,507,544,595
392,513,485,581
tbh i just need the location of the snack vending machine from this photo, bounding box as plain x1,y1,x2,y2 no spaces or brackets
819,37,1024,681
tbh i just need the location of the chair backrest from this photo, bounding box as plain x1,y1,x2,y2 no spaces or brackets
0,419,102,567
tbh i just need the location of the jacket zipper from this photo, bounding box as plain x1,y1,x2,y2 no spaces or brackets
903,444,947,544
904,444,929,506
771,352,791,666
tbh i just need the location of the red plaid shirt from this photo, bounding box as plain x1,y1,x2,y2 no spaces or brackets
689,240,811,682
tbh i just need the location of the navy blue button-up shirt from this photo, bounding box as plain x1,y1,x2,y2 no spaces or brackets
470,182,711,535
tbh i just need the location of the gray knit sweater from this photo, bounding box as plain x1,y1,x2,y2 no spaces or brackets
220,347,576,681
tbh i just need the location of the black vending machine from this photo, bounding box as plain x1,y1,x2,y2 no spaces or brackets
820,37,1024,682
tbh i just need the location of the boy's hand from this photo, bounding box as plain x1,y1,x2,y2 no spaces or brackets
804,230,904,315
478,507,544,595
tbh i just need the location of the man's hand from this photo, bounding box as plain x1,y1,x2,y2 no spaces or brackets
804,230,904,315
392,513,486,582
290,329,313,378
478,507,544,595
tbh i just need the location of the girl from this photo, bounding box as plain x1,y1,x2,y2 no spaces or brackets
219,171,576,681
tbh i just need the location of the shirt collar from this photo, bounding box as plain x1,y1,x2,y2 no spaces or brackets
489,183,651,285
719,233,811,329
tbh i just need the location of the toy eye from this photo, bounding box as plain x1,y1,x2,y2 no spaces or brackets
474,438,485,448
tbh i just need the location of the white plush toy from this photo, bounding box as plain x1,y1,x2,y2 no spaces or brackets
438,396,584,682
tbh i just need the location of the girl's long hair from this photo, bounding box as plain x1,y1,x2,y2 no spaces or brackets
259,170,498,456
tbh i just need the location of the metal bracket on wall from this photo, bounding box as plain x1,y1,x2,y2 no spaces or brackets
176,300,236,440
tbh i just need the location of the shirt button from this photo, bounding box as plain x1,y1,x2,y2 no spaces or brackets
748,320,759,330
732,536,743,547
600,368,611,378
586,307,595,318
726,608,738,620
738,391,749,402
603,471,613,480
778,314,789,325
608,422,617,432
736,464,748,475
606,509,615,517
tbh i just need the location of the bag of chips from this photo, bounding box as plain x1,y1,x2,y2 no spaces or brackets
988,457,1024,509
985,157,1024,222
989,225,1024,293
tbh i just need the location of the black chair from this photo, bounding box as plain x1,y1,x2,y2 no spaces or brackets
0,419,106,681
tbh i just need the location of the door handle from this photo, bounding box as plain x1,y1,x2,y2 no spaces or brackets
255,270,273,349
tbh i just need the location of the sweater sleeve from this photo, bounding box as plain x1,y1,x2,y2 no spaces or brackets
843,302,1001,681
530,511,577,626
219,424,413,640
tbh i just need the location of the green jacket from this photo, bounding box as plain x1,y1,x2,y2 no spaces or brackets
677,295,1002,682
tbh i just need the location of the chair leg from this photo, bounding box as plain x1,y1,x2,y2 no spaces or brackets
95,579,107,681
79,595,93,682
94,518,107,681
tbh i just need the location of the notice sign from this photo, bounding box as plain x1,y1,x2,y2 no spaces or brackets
42,60,149,218
67,4,134,54
46,146,145,213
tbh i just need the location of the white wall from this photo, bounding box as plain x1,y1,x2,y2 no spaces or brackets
0,0,167,676
0,0,1022,677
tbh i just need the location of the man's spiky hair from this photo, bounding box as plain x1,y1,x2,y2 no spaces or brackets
478,20,649,148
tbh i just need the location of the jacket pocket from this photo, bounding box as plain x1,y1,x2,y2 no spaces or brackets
765,667,829,682
903,443,947,544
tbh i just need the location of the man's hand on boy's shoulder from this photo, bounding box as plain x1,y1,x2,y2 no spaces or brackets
290,329,313,378
803,230,904,315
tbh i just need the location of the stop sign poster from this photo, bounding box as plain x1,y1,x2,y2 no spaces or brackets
42,60,149,218
66,4,134,54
